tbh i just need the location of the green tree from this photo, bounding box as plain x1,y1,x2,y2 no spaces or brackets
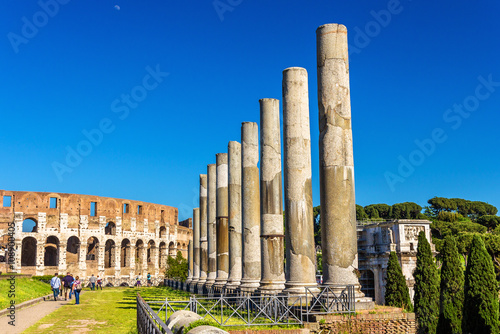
364,205,379,219
414,231,440,334
385,252,413,312
313,205,321,246
392,202,422,219
356,204,368,221
164,251,188,280
463,235,500,334
437,236,464,334
477,215,500,231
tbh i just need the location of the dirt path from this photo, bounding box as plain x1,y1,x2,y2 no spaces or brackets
0,298,70,334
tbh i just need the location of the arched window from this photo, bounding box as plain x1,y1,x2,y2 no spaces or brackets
105,222,116,235
105,239,115,268
159,226,167,238
21,237,37,266
44,236,59,266
66,236,80,265
121,239,131,267
22,218,37,233
87,237,99,260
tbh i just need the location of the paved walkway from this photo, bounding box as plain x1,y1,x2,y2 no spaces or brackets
1,297,71,334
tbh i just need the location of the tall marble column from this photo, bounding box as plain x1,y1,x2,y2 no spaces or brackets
226,141,242,288
240,122,261,293
192,207,200,286
316,24,364,295
214,153,229,288
205,164,217,289
198,174,208,291
186,240,193,285
258,98,285,294
282,67,319,295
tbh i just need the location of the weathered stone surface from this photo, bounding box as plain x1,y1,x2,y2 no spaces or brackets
240,122,261,292
192,207,200,284
0,190,187,286
316,24,361,292
206,164,217,288
282,67,318,295
215,153,229,288
198,174,208,289
259,98,285,294
186,326,229,334
187,240,193,285
226,141,242,288
166,310,202,334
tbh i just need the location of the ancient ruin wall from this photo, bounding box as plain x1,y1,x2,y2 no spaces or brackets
0,190,192,285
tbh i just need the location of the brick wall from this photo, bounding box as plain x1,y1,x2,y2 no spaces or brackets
306,312,416,334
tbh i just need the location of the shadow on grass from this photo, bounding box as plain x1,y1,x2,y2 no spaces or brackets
115,286,191,310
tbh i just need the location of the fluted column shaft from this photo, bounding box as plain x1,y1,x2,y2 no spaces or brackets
282,67,319,295
240,122,261,292
227,141,242,288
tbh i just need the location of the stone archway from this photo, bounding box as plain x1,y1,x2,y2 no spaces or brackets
66,236,80,270
159,242,167,269
21,237,37,266
105,239,115,269
135,239,145,273
44,236,59,267
168,242,175,256
105,222,116,235
121,239,131,268
22,218,37,233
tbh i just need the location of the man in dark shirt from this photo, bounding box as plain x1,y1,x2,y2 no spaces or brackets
62,272,74,301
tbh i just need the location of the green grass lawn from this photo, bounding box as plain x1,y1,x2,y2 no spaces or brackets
24,286,190,334
0,277,51,310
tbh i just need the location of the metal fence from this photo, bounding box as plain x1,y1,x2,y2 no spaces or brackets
139,282,356,328
137,293,173,334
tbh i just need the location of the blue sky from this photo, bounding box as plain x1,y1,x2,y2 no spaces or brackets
1,0,499,220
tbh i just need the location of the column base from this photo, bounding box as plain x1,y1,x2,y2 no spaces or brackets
283,282,319,296
258,281,285,295
239,279,260,293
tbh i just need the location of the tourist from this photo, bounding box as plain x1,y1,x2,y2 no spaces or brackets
72,276,82,305
147,273,152,287
62,272,74,301
97,275,103,290
69,274,74,299
50,273,61,301
135,274,141,287
89,274,97,291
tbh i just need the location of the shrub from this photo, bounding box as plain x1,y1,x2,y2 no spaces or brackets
385,252,412,312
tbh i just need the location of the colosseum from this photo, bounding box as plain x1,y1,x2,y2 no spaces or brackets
0,190,192,286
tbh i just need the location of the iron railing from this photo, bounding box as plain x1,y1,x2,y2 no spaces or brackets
304,285,355,316
137,293,173,334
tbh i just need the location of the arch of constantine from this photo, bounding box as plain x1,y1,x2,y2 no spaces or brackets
0,190,191,286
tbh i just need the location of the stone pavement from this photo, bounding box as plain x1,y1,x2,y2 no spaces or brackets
0,297,70,334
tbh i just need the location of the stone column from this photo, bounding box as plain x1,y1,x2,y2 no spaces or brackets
153,246,159,277
129,245,135,278
192,207,200,285
214,153,229,288
98,244,105,272
79,241,87,273
198,174,208,291
205,164,217,289
36,241,45,276
282,67,318,295
316,24,364,296
226,141,242,288
114,244,121,276
186,240,193,285
259,98,285,294
59,242,67,273
240,122,261,293
141,245,148,275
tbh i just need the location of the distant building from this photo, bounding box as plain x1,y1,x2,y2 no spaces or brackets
357,219,434,305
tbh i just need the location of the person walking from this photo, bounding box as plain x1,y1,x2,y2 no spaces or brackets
147,273,152,287
89,274,97,291
50,273,61,301
72,276,82,305
135,274,141,287
96,276,103,290
62,272,74,301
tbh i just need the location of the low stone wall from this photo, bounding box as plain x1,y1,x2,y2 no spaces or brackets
229,330,309,334
306,311,416,334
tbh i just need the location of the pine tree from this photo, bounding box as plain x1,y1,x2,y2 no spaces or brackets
385,251,413,312
414,231,440,334
437,236,464,334
463,235,500,334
